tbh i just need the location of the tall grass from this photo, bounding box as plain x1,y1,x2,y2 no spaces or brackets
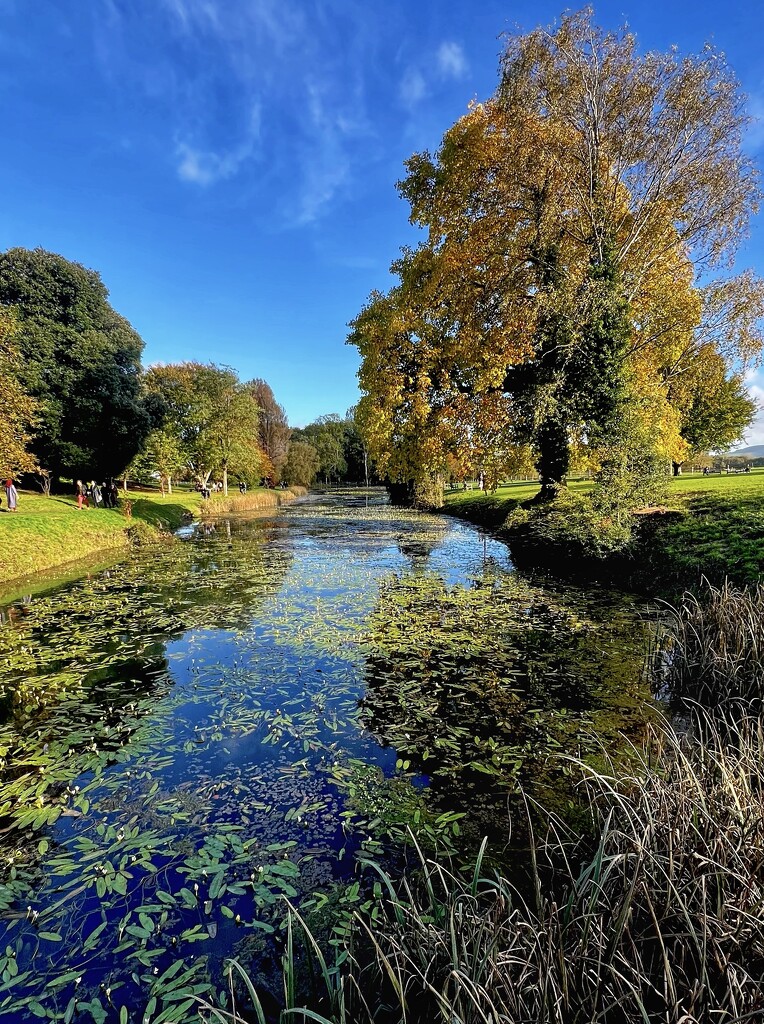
653,579,764,708
199,487,308,516
201,709,764,1024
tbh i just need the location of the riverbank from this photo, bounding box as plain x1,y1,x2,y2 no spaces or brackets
0,486,307,599
444,470,764,592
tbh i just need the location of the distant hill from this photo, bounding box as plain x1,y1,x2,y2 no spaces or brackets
726,445,764,458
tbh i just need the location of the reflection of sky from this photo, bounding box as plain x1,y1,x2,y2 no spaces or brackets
162,493,514,781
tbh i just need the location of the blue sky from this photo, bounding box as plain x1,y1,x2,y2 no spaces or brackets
2,0,764,437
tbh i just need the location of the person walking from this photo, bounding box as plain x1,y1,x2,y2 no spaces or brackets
4,479,18,511
75,479,87,510
92,481,103,507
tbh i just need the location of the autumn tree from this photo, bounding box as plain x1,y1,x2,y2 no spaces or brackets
250,379,291,480
0,248,156,480
351,11,764,508
144,362,263,493
0,309,38,477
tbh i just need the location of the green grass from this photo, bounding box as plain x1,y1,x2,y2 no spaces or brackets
0,485,308,601
446,467,764,511
0,488,201,599
445,469,764,588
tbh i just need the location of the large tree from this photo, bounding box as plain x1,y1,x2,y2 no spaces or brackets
0,248,156,479
144,362,263,493
250,379,291,481
0,309,38,478
282,441,321,487
292,415,348,484
350,11,764,506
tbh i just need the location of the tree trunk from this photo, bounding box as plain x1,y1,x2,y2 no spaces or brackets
123,477,128,492
672,462,682,476
222,466,228,496
534,415,570,499
167,475,173,495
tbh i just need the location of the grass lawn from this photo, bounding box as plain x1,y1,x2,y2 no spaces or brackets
0,488,202,599
0,485,306,600
446,468,764,510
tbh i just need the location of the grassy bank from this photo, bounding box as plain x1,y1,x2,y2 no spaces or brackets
444,470,764,590
199,485,307,515
0,486,307,600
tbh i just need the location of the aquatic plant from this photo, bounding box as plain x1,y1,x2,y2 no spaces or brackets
0,495,651,1022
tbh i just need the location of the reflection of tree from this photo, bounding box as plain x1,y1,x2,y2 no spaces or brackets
0,519,296,915
396,532,442,572
0,520,294,719
360,572,648,837
280,495,449,569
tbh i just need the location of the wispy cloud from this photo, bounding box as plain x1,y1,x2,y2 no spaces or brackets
93,0,379,221
398,39,468,114
437,41,467,79
176,104,261,186
399,67,427,108
744,373,764,445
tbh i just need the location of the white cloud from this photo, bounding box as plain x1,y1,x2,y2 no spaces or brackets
176,104,261,186
743,376,764,445
91,1,378,220
437,41,467,79
399,67,427,108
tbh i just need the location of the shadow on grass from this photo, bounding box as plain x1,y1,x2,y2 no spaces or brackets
445,494,523,529
128,500,193,531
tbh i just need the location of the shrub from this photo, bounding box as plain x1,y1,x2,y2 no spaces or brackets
505,488,633,559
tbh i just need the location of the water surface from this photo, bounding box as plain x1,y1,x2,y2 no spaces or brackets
0,491,651,1021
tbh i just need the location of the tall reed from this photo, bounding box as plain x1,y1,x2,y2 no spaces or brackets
201,710,764,1024
653,579,764,708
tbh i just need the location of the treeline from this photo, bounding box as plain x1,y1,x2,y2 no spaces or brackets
0,248,371,495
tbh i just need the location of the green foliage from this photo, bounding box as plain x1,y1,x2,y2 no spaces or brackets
291,415,347,483
0,309,38,476
0,248,155,478
282,440,321,487
290,412,376,486
143,362,263,487
506,489,634,558
679,370,756,456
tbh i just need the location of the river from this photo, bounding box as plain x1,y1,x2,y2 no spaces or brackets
0,490,652,1021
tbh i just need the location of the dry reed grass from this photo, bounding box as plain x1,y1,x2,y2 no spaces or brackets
201,709,764,1024
199,487,307,516
653,579,764,709
200,580,764,1023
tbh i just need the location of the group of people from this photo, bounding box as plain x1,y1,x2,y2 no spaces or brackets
75,479,119,510
194,480,249,499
